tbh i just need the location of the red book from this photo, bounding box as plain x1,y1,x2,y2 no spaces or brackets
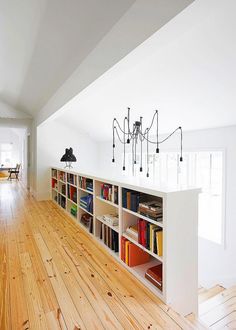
128,243,150,267
140,220,147,247
145,264,163,290
138,219,142,244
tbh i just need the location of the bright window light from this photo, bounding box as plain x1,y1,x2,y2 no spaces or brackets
0,143,13,167
124,150,224,244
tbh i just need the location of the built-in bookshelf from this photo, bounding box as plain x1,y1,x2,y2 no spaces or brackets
50,167,200,316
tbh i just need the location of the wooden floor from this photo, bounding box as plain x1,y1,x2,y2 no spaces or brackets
0,180,200,330
198,285,236,329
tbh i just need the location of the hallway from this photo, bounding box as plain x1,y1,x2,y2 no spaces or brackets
0,181,198,330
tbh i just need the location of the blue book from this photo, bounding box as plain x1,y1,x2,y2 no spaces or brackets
122,189,127,208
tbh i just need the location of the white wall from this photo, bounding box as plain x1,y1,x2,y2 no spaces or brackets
97,125,236,288
37,119,98,200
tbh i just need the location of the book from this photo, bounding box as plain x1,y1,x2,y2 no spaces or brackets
156,230,163,256
128,243,150,267
125,240,130,265
122,189,127,208
138,219,143,244
121,236,128,262
146,222,150,250
102,214,119,226
145,264,162,290
126,224,138,240
127,191,131,209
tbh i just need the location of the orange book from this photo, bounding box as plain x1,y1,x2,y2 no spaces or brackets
125,241,131,265
127,191,131,209
156,231,163,256
128,243,150,267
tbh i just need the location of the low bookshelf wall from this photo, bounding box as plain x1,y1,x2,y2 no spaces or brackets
50,167,200,316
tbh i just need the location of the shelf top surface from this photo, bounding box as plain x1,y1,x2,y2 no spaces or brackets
52,166,201,196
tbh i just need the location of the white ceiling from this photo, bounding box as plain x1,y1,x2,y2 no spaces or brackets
0,0,135,115
54,0,236,141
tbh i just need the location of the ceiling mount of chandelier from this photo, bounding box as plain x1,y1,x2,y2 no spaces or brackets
112,107,183,177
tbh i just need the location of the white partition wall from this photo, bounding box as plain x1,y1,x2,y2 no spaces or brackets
50,167,200,316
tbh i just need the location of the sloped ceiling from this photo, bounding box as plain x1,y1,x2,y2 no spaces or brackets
0,0,194,119
0,0,135,116
54,0,236,141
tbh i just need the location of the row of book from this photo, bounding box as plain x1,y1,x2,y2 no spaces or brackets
100,184,118,204
138,220,163,256
60,183,66,196
121,236,150,267
59,171,66,182
125,220,163,256
80,195,93,213
67,173,77,186
122,189,141,212
79,177,93,192
81,213,93,233
100,224,119,252
67,184,77,203
51,178,58,189
58,194,66,209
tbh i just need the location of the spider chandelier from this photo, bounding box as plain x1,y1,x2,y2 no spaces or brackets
112,108,183,177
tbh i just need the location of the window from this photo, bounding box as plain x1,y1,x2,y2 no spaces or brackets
124,150,224,244
0,143,13,167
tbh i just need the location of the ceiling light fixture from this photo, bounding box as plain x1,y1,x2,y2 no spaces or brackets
112,108,183,177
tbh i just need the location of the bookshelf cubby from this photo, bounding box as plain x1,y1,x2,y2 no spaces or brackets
50,167,200,316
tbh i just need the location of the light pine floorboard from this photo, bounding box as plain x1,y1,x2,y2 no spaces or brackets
0,181,200,330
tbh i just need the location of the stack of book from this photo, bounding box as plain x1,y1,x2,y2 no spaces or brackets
145,264,162,290
97,214,119,226
80,213,93,233
70,205,77,217
121,236,150,267
122,189,142,212
125,224,138,241
100,224,119,252
138,219,163,256
80,195,93,213
138,201,162,221
100,184,118,204
79,177,93,192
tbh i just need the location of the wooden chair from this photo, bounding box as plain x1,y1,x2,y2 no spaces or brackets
8,164,21,180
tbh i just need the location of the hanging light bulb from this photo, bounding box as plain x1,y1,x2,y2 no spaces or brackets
112,108,183,177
